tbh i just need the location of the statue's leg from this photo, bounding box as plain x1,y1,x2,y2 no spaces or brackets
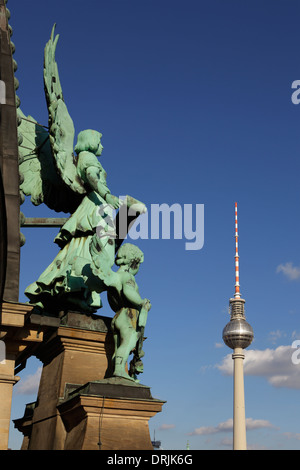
112,330,119,361
128,327,146,380
113,309,139,381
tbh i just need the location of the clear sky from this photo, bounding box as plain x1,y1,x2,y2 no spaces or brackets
6,0,300,450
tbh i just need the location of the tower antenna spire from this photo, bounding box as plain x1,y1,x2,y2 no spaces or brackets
234,202,240,299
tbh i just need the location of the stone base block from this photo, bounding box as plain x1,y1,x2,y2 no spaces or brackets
58,379,165,450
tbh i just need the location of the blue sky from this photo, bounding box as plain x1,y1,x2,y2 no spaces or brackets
6,0,300,450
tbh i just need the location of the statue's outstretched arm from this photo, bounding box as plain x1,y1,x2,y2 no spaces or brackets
86,166,120,209
85,166,111,199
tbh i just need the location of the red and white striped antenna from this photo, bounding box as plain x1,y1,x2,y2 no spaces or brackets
234,202,241,299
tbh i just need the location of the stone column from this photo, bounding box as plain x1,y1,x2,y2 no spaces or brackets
232,347,247,450
0,302,45,449
0,345,19,450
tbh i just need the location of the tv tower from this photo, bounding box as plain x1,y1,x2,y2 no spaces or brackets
222,202,254,450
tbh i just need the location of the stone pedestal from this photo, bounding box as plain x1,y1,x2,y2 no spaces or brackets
14,310,164,450
58,379,164,450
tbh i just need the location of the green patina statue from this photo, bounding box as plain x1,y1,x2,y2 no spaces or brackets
90,238,151,381
18,25,150,382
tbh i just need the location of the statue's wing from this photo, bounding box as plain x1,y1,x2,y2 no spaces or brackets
44,24,86,195
18,109,83,213
90,234,122,291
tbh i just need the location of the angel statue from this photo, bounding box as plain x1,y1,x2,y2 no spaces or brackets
90,237,151,382
18,24,146,317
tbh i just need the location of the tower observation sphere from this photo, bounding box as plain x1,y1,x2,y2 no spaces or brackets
222,299,254,350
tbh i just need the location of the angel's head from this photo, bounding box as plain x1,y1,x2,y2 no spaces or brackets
74,129,103,156
115,243,144,275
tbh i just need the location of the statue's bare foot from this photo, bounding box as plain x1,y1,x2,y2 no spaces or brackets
113,370,137,383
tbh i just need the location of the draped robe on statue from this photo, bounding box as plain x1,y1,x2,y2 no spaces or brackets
25,151,115,313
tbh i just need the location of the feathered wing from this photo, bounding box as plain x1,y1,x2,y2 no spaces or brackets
18,108,83,213
44,24,86,195
89,234,122,291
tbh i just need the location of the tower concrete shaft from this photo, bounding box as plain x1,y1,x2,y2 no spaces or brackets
232,347,246,450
